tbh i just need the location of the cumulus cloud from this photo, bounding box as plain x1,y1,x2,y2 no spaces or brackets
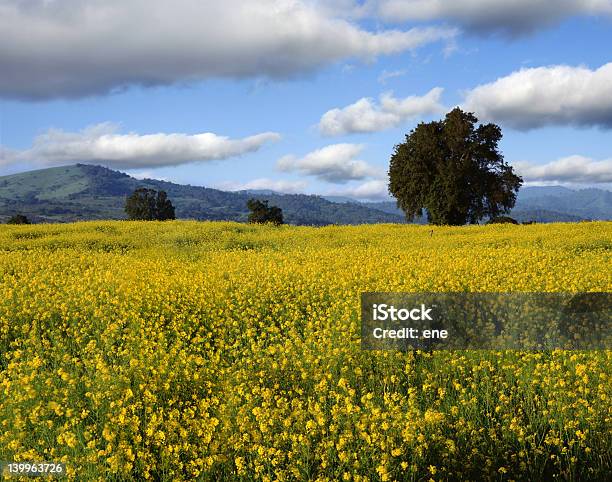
514,155,612,184
319,87,445,135
1,123,280,169
0,0,456,100
374,0,612,35
217,178,308,194
277,143,383,182
463,63,612,130
326,179,390,201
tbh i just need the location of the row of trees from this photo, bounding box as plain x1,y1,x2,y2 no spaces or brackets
5,191,285,225
124,187,284,225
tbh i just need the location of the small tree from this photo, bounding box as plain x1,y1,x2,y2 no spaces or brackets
7,214,30,224
125,188,175,221
389,107,522,225
247,199,283,225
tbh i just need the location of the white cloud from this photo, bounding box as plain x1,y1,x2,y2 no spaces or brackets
217,178,308,194
326,179,390,201
514,155,612,184
464,63,612,129
127,170,170,181
312,0,374,19
0,0,456,100
1,123,281,169
0,146,16,165
374,0,612,35
378,69,407,84
277,143,383,182
319,87,445,135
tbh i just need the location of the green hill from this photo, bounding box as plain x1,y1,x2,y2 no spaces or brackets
0,164,405,225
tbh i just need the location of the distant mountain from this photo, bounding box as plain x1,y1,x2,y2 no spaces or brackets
515,186,575,200
238,189,280,196
513,187,612,220
0,164,404,225
360,201,402,216
358,201,426,224
509,209,585,223
328,187,611,223
322,195,361,204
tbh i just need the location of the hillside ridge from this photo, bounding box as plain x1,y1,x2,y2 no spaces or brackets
0,164,404,225
1,164,610,224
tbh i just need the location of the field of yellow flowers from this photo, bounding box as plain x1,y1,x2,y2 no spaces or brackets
0,220,610,481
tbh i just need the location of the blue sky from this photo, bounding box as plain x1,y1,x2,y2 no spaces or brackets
0,1,611,199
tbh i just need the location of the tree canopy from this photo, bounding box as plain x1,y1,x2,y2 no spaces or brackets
246,199,284,225
388,108,522,225
125,188,175,221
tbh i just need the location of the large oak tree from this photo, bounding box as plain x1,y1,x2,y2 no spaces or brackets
388,108,522,225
